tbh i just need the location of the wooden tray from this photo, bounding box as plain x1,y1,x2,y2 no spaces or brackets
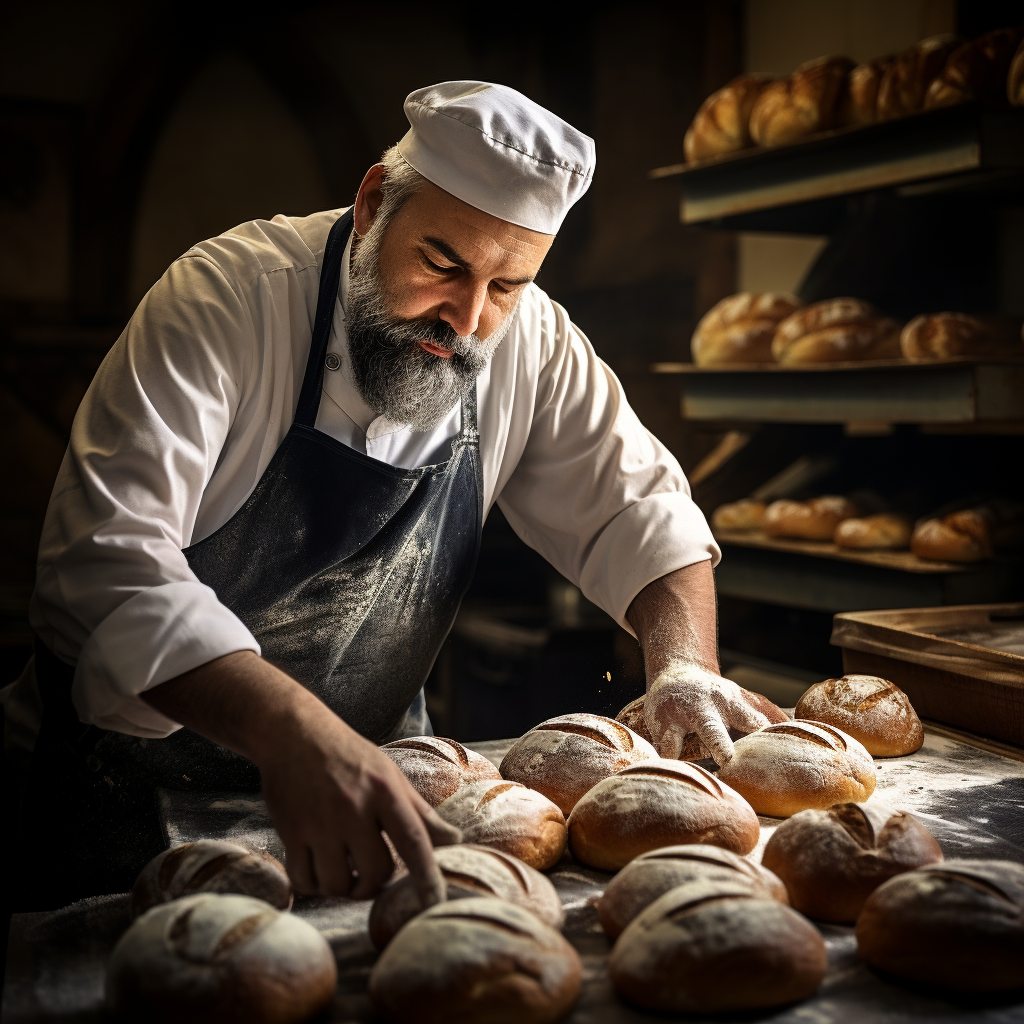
831,603,1024,746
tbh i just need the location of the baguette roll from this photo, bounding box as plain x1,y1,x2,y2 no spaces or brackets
900,312,1023,359
691,292,801,366
763,496,859,541
749,56,854,147
911,509,993,562
833,513,912,550
712,497,768,530
684,74,773,162
840,56,894,125
772,298,900,364
381,736,500,807
924,28,1021,109
877,34,961,119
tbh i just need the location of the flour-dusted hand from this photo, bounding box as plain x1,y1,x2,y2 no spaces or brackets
643,663,771,766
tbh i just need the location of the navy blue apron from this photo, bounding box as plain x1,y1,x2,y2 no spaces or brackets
19,209,483,904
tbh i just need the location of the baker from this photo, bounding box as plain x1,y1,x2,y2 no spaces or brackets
13,82,771,909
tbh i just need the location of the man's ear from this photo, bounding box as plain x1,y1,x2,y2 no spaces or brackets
353,164,386,235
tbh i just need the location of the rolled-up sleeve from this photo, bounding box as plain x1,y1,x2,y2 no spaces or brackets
496,297,719,630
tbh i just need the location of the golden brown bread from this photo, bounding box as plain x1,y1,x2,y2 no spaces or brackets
911,509,993,562
840,57,894,125
369,898,582,1024
763,803,942,923
1010,36,1024,104
877,34,961,119
712,497,767,530
795,674,923,756
900,312,1023,359
609,880,827,1013
856,859,1024,992
692,292,802,366
925,28,1022,109
763,496,860,541
499,712,657,814
749,56,855,147
684,74,773,162
717,721,876,817
567,759,760,870
833,513,912,550
772,297,900,364
597,843,787,938
381,735,501,807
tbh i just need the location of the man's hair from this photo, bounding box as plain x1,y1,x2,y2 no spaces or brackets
369,146,425,231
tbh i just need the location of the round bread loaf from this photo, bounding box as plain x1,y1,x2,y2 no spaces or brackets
499,712,657,814
132,841,292,918
567,759,760,871
795,675,923,757
771,298,900,364
749,56,854,147
1010,36,1024,105
369,897,582,1024
911,510,993,563
368,844,563,948
924,28,1021,109
434,779,567,870
712,498,767,530
763,496,860,541
105,894,336,1024
684,74,773,162
615,689,788,761
877,34,961,119
856,859,1024,992
598,843,787,938
691,292,801,366
840,56,894,125
381,736,501,806
833,513,912,550
901,312,1023,359
763,803,942,923
717,721,876,818
609,880,827,1013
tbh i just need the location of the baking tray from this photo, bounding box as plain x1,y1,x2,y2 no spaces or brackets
831,603,1024,746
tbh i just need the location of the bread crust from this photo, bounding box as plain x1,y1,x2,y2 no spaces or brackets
911,509,993,562
924,28,1021,109
717,721,876,817
692,292,801,366
712,498,767,530
763,803,942,923
567,759,760,870
772,298,899,364
795,675,923,756
900,312,1022,359
840,57,894,125
382,735,501,807
1010,36,1024,105
749,56,854,147
877,34,961,119
684,74,773,162
763,496,859,541
833,513,912,550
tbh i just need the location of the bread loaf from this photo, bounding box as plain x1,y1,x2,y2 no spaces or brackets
609,880,827,1013
911,509,993,562
684,74,773,162
369,897,581,1024
795,675,923,756
381,736,500,807
840,57,894,125
132,841,292,918
877,34,961,119
924,28,1021,109
499,712,657,814
763,496,860,541
434,779,567,870
691,292,802,366
749,56,854,147
717,721,876,817
369,844,562,948
772,297,900,364
105,894,336,1024
598,843,787,938
900,312,1023,359
1010,36,1024,105
856,859,1024,992
762,803,942,923
712,497,768,530
567,759,760,870
833,513,912,550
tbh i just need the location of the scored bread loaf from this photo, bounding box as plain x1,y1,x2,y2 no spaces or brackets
369,897,582,1024
609,880,827,1013
840,56,894,125
762,803,942,923
901,312,1023,359
749,56,855,147
597,843,787,938
877,34,961,119
132,841,292,918
717,721,876,817
691,292,802,366
795,674,923,756
381,736,500,807
712,497,767,531
833,513,912,551
772,297,900,364
567,759,760,871
434,779,567,870
911,509,993,562
856,859,1024,992
499,713,657,814
368,844,563,948
763,496,860,541
105,894,336,1024
684,74,773,162
924,28,1022,109
1010,36,1024,105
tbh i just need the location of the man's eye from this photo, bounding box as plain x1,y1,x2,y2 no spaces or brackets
425,257,455,273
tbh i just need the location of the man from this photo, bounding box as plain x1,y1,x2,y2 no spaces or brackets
14,82,772,909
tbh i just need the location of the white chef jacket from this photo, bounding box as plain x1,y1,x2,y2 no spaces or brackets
30,208,719,738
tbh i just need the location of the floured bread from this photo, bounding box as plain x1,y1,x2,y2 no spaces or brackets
381,736,500,806
717,721,875,817
598,843,787,938
369,844,563,948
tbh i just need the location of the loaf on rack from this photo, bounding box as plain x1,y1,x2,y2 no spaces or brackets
924,27,1022,109
692,292,802,365
749,56,854,147
840,56,894,125
833,513,912,550
381,736,500,806
901,312,1023,359
910,509,993,562
684,74,773,162
876,34,961,119
1010,36,1024,104
762,496,860,541
772,297,900,364
711,497,768,530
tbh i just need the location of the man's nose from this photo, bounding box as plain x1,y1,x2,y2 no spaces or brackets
440,280,489,339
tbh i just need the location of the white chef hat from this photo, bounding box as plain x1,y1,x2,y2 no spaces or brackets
397,81,596,235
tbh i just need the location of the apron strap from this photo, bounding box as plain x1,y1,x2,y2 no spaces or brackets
295,208,355,428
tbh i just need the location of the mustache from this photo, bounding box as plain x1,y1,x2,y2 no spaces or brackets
356,313,487,373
